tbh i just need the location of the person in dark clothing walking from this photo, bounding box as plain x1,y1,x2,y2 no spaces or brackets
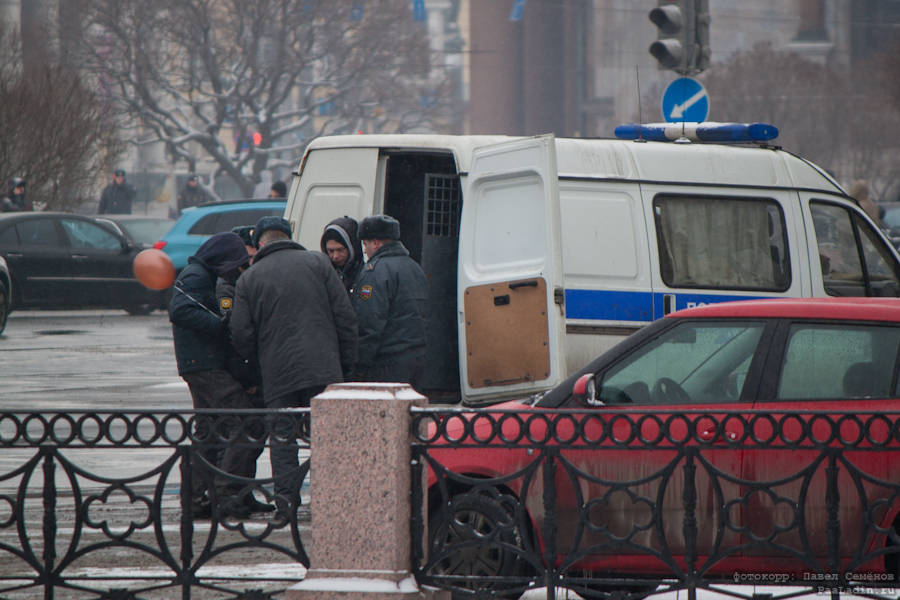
1,177,31,212
320,216,363,296
98,169,136,214
177,174,212,216
229,216,357,519
169,232,264,519
352,214,428,390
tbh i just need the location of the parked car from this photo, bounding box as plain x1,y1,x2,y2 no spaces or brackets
153,199,286,271
426,298,900,594
96,214,175,249
0,213,169,315
0,255,10,334
880,201,900,251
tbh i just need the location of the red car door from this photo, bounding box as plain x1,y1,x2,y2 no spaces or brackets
746,319,900,576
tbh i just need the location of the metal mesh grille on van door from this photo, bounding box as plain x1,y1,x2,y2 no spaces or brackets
425,174,460,237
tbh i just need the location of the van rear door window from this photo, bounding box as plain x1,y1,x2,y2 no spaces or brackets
654,195,790,291
810,201,900,297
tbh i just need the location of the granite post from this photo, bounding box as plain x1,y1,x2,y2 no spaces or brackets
286,382,448,600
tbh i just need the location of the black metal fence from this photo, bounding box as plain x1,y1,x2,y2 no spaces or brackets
410,407,900,599
0,409,310,600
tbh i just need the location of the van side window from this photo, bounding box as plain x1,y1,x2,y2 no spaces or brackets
810,201,900,297
654,195,790,291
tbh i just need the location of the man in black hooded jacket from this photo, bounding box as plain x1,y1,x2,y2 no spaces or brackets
319,215,363,295
169,231,270,519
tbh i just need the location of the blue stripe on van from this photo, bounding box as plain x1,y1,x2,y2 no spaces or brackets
565,289,772,322
565,289,654,321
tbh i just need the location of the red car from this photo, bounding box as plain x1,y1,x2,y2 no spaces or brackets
422,298,900,597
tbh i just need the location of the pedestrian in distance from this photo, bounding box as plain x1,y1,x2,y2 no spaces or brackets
1,177,32,212
352,214,428,391
98,169,136,214
168,231,268,520
177,174,212,216
320,215,363,296
269,180,287,198
229,216,357,520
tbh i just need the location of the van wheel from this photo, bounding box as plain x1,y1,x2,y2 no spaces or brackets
0,280,9,334
429,492,530,598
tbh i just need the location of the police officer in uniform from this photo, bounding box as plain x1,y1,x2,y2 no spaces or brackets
352,214,428,390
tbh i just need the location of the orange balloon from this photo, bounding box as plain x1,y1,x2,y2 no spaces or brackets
132,249,176,290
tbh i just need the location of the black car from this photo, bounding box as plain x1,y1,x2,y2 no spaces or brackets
0,212,169,315
0,255,10,334
95,214,175,249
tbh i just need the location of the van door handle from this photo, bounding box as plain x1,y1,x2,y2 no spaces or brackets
509,280,538,290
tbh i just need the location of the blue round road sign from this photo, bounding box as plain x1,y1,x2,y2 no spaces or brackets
662,77,709,123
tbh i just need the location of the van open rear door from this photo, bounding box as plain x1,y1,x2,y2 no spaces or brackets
458,134,566,406
289,147,380,249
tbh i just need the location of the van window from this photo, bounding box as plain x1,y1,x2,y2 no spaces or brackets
810,201,900,297
654,195,790,291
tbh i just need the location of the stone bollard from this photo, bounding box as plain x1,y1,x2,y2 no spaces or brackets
286,382,449,600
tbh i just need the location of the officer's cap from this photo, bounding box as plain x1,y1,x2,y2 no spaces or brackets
231,225,255,247
252,216,292,247
359,214,401,241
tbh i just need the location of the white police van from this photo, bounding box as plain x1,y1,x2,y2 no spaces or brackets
284,124,900,405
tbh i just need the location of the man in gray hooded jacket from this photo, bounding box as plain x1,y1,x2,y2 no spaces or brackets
320,215,363,296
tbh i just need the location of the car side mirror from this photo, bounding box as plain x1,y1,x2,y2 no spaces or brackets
572,373,603,407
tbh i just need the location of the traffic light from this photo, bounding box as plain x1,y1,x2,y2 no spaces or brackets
648,0,710,75
648,0,693,73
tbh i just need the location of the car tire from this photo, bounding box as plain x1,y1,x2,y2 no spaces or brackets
0,280,8,334
124,304,154,316
428,491,531,599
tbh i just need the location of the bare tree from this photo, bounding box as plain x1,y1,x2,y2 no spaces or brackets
0,21,124,211
698,43,900,200
74,0,458,197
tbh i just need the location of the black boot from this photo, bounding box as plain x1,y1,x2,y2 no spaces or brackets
245,495,276,513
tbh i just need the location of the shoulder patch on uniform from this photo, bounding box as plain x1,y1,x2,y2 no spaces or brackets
358,284,373,301
220,297,232,310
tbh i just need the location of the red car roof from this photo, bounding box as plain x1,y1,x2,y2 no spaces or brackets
668,297,900,322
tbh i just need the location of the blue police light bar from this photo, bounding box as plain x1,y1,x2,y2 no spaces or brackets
614,122,779,143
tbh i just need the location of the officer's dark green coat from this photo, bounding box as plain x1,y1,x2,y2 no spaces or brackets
352,241,428,370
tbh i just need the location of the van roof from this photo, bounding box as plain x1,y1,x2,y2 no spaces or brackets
302,133,845,195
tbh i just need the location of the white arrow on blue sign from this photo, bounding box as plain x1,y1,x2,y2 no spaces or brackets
662,77,709,123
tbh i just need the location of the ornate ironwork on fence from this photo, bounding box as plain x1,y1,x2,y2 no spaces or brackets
0,409,310,600
410,407,900,599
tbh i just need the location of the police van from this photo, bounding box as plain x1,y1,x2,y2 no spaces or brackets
283,124,900,405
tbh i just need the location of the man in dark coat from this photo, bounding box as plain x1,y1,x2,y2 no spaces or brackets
177,174,212,216
1,177,31,212
352,214,428,390
98,169,136,214
319,216,363,295
169,232,265,519
229,216,357,517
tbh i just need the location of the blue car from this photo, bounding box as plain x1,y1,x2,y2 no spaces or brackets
153,199,286,271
